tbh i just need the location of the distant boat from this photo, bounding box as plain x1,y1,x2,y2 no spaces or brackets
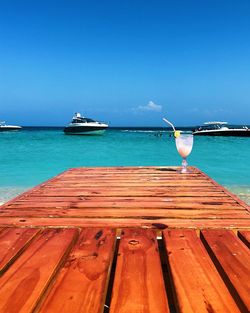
0,121,22,132
63,113,108,135
193,122,250,136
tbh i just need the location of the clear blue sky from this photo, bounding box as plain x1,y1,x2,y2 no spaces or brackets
0,0,250,126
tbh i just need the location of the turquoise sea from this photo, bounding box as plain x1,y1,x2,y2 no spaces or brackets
0,128,249,204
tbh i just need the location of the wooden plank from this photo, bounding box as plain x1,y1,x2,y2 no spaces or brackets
44,181,213,187
62,167,201,173
31,185,223,191
109,229,170,313
0,217,250,229
238,231,250,249
0,166,248,232
61,174,189,180
38,228,116,313
0,170,71,209
59,166,250,211
0,228,78,313
0,227,40,275
201,230,250,312
65,166,201,174
57,176,208,180
198,168,250,213
66,166,190,172
59,175,205,180
163,229,241,313
13,196,237,204
1,208,248,219
0,167,248,312
54,171,206,176
27,188,227,198
52,177,210,183
4,199,243,210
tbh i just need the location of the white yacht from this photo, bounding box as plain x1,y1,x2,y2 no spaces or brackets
64,113,108,135
0,121,22,131
193,122,250,136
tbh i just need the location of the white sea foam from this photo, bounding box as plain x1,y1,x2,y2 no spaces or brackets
0,187,29,204
122,130,169,133
226,185,250,205
122,130,155,133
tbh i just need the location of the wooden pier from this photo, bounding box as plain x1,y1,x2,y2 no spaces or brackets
0,166,249,312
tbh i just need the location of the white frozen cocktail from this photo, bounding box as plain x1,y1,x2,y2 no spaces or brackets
175,133,193,173
163,117,194,173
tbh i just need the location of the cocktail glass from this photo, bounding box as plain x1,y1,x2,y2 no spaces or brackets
175,133,193,173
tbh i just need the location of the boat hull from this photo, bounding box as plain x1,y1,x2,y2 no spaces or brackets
0,126,22,132
193,130,250,136
64,126,107,135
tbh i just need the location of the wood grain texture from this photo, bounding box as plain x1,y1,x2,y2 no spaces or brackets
1,209,248,220
0,228,78,313
26,188,228,198
201,230,250,313
38,228,116,313
0,166,249,229
238,230,250,249
109,229,170,313
0,228,40,275
12,195,237,203
0,166,249,313
5,201,243,210
163,229,241,313
42,181,214,187
0,217,250,229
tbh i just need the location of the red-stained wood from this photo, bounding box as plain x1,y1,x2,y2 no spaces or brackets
1,208,248,220
66,166,201,175
163,229,241,313
238,230,250,248
64,166,193,172
0,170,71,209
199,169,250,213
51,178,210,183
0,217,250,229
48,171,203,177
38,228,116,313
43,181,213,187
109,229,170,313
4,201,243,210
31,184,223,190
201,230,250,312
27,188,228,198
0,166,249,229
0,228,40,275
12,196,237,204
0,166,249,313
0,228,78,313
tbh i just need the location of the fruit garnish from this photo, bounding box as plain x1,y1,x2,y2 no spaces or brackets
174,131,181,138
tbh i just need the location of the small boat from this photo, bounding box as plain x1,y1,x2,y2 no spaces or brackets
193,122,250,136
64,113,108,135
0,121,22,132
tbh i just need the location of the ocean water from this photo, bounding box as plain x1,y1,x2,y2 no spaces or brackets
0,128,249,204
